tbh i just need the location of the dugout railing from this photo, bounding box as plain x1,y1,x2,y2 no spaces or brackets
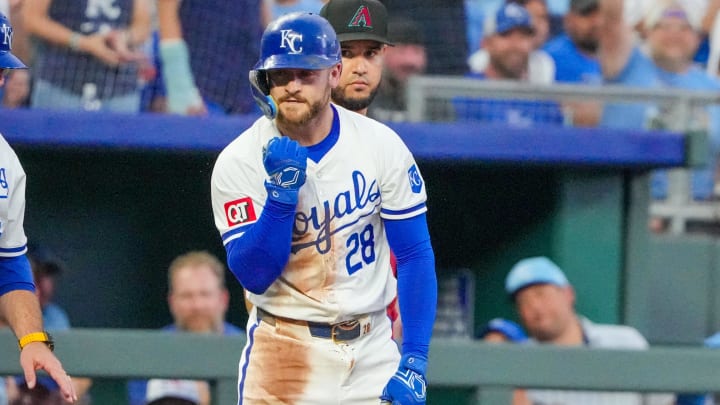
0,329,719,404
405,75,720,235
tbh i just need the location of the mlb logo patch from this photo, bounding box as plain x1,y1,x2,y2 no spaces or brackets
224,197,257,227
407,165,423,194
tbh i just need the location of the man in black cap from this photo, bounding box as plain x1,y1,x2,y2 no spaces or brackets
320,0,393,115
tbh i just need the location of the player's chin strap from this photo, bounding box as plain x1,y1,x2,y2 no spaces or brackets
249,69,277,119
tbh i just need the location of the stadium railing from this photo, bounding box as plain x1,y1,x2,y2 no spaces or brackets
1,329,718,404
405,75,720,235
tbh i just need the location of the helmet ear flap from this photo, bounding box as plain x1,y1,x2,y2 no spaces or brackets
249,69,277,119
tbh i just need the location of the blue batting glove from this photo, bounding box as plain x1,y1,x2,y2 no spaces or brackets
380,354,428,405
262,137,307,205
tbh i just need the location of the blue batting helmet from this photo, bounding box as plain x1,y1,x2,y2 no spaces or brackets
249,12,340,119
254,12,341,71
0,13,26,69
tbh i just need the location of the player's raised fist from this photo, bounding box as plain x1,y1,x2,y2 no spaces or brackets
262,136,308,205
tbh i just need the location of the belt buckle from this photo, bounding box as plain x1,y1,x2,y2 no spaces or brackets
331,320,359,344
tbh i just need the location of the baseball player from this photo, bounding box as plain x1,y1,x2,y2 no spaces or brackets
0,12,77,403
320,0,392,116
211,12,437,405
320,0,404,339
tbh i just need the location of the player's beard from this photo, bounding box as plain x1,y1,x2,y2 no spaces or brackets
331,85,379,112
276,91,330,128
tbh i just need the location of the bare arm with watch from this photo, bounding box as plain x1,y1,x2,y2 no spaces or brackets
0,289,76,402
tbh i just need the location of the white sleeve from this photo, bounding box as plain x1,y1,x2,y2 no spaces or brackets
211,140,268,245
378,129,427,220
0,136,27,257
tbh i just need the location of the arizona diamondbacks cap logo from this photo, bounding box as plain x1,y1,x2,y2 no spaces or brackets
280,29,303,54
348,5,372,28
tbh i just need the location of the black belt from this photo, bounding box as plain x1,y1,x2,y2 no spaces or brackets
256,308,366,342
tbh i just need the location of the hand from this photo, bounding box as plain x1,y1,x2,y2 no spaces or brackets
20,342,77,403
105,29,145,63
380,354,427,405
263,137,307,205
81,33,121,67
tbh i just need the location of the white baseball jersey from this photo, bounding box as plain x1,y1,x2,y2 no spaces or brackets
526,317,675,405
0,133,27,258
211,105,427,323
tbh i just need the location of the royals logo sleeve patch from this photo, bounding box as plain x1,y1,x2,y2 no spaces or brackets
407,165,423,194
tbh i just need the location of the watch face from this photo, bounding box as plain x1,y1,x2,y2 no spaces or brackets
44,333,54,351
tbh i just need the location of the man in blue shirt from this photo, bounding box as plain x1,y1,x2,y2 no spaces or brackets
127,251,243,405
456,2,565,127
543,0,603,126
544,0,602,84
599,0,720,204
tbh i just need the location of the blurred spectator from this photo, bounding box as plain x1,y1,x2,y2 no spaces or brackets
7,381,63,405
0,0,31,108
543,0,603,126
468,0,556,83
505,256,675,404
478,317,532,405
369,15,427,122
545,0,602,84
156,0,266,115
675,331,720,404
127,251,242,405
266,0,326,21
456,3,565,127
1,70,29,109
7,244,93,403
464,0,503,54
478,317,528,342
145,379,204,405
385,0,468,74
699,0,720,75
23,0,152,113
27,244,69,330
600,0,720,215
0,0,32,65
515,0,552,48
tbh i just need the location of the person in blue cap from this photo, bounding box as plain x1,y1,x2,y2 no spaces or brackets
478,317,528,343
676,332,720,405
505,256,675,405
0,11,77,403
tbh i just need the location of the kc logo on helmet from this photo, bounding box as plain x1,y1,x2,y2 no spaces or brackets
280,30,303,54
1,23,12,49
224,197,257,227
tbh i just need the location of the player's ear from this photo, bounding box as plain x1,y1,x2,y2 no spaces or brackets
329,63,342,86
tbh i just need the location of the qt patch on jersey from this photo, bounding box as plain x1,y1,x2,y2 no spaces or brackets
224,197,257,227
408,164,423,194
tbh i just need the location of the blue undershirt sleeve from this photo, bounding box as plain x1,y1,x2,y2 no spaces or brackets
0,255,35,297
385,213,437,359
224,198,296,295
